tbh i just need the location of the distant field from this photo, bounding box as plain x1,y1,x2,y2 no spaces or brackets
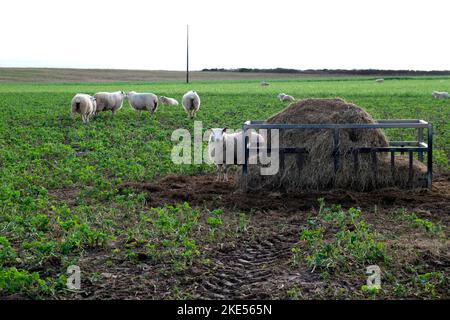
0,67,333,83
0,76,448,299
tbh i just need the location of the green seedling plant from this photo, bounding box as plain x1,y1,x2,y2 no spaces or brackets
207,208,224,239
295,200,388,272
0,236,18,266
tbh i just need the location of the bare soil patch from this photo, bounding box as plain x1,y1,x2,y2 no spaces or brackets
120,173,450,219
47,187,80,206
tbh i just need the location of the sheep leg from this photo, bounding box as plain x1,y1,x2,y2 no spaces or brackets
224,165,230,182
216,165,222,181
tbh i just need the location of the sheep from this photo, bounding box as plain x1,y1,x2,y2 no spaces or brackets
182,91,201,119
432,91,450,99
278,93,295,102
261,81,270,86
375,78,384,83
282,95,295,102
127,91,159,115
93,91,126,115
159,96,179,106
71,94,96,123
208,128,265,181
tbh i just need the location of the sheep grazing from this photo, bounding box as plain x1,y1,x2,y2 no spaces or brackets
94,91,126,115
128,91,159,115
208,128,265,181
71,94,96,123
278,93,295,102
375,78,384,83
182,91,201,119
282,95,295,102
159,96,179,106
432,91,450,99
261,81,270,86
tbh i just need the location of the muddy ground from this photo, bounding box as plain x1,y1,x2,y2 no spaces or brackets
65,173,449,300
121,172,450,217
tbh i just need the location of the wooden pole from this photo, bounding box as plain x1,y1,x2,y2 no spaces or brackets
186,24,189,84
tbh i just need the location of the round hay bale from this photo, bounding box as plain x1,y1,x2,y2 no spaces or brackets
239,98,426,191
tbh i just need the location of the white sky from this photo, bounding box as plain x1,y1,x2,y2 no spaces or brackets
1,0,449,71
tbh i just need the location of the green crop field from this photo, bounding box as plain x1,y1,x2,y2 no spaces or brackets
0,77,448,299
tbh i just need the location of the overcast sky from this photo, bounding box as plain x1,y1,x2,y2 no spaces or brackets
1,0,449,71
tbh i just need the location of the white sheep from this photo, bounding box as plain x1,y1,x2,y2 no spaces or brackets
182,91,201,119
208,128,265,181
94,91,126,115
159,96,179,106
128,91,159,115
282,95,295,102
432,91,450,99
278,93,295,102
375,78,384,83
71,94,96,123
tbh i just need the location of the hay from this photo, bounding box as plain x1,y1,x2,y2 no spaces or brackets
240,98,426,191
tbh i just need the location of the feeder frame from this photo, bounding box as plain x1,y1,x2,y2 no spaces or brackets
242,119,433,188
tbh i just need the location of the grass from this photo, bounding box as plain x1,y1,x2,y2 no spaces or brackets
0,76,449,298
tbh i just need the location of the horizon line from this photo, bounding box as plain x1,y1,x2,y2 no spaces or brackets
1,66,450,73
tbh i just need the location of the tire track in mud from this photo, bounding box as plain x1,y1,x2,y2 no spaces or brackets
193,223,304,299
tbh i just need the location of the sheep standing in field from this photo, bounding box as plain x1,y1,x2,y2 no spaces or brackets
277,93,295,102
159,96,179,106
93,91,126,115
208,128,265,181
432,91,450,99
375,78,384,83
128,91,159,115
182,91,201,119
71,94,97,123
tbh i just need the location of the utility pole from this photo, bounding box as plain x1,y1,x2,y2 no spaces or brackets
186,24,189,84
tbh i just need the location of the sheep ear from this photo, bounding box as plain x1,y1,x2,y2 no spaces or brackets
222,127,228,133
